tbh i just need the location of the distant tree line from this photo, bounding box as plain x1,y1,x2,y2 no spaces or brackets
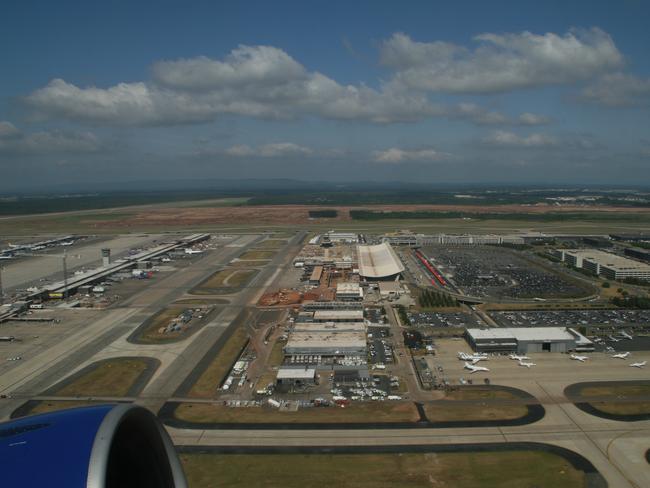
308,209,338,218
611,295,650,309
395,305,411,326
418,289,458,308
349,210,650,223
487,243,532,251
622,277,650,287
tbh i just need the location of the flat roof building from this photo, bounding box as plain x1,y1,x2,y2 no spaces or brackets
276,367,317,386
559,249,650,281
293,322,366,333
378,281,401,298
285,331,367,356
313,310,364,322
466,327,593,354
309,266,323,285
336,282,363,301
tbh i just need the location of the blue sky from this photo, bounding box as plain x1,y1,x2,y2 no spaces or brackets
1,0,649,191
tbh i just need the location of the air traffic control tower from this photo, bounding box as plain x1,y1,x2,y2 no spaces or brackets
101,248,111,267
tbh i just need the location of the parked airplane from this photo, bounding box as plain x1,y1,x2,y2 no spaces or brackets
518,360,536,368
458,352,488,362
60,241,74,246
184,248,204,255
608,335,620,343
509,354,530,361
620,331,633,340
630,361,646,368
570,354,588,362
611,352,630,359
464,361,489,373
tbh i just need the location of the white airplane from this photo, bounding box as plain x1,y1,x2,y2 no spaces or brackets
509,354,530,361
184,248,204,255
464,361,489,373
570,354,588,362
60,241,74,246
611,352,630,359
608,335,620,343
518,360,536,368
630,361,646,369
620,331,633,340
457,352,488,362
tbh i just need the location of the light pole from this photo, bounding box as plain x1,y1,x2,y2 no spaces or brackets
28,249,80,300
0,263,4,304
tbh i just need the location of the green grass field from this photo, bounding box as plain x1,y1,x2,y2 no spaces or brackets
174,401,420,424
254,239,288,249
53,358,151,397
238,250,276,260
179,451,587,488
577,384,650,415
24,400,105,416
191,269,258,294
424,402,528,422
187,327,249,398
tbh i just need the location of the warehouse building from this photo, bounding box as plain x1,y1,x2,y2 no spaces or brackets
284,331,367,356
309,266,323,285
293,322,366,333
275,367,317,387
357,242,405,280
466,327,594,354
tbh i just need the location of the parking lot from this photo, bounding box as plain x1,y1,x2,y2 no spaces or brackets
421,246,589,299
407,311,484,328
364,307,387,325
368,337,394,364
331,373,399,401
490,309,650,328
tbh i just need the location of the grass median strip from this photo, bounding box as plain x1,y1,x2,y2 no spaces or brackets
255,239,288,249
423,403,528,422
174,401,420,424
179,451,587,488
53,358,153,397
191,269,258,294
572,383,650,416
187,327,250,398
238,250,276,260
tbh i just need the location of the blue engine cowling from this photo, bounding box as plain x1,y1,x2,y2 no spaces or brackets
0,404,187,487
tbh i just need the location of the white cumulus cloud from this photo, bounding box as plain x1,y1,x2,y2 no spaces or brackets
225,142,312,158
483,130,557,147
0,121,100,154
582,72,650,107
25,46,438,126
381,29,623,94
373,147,450,163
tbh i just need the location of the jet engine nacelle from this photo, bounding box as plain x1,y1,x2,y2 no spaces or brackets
0,404,187,487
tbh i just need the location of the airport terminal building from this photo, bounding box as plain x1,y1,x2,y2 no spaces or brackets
357,242,405,280
466,327,594,354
